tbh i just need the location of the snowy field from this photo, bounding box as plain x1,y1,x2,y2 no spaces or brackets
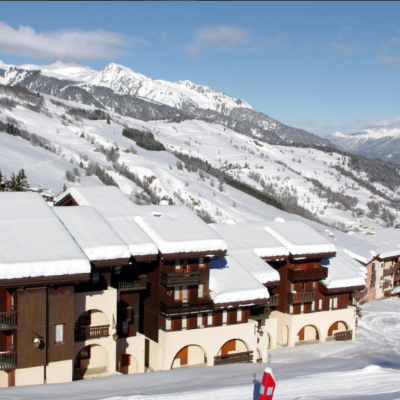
3,298,400,400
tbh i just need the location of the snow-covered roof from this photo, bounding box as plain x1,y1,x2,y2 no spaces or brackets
209,256,270,305
133,205,227,255
228,250,280,285
0,193,90,280
264,221,336,257
321,250,367,289
54,206,131,262
354,229,400,259
210,221,288,259
57,187,158,257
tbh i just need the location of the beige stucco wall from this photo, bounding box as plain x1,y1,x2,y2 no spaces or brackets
0,371,9,388
15,365,44,386
151,321,258,371
46,360,73,384
272,306,356,348
254,314,278,363
116,333,145,374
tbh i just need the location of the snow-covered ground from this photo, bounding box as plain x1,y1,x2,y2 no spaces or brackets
2,298,400,400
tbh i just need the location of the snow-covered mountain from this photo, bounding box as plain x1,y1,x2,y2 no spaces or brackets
330,127,400,163
0,60,331,147
1,83,399,232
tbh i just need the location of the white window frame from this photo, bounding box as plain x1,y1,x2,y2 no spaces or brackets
198,283,205,298
166,317,171,330
311,301,315,311
197,314,203,328
182,315,187,330
329,298,333,310
175,259,181,270
199,257,204,267
174,286,180,301
207,312,213,326
333,298,338,308
318,299,323,310
289,304,293,314
300,303,304,314
222,310,228,325
55,324,64,343
237,308,242,322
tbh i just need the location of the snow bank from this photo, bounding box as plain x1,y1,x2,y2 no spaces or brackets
0,193,90,279
54,206,131,261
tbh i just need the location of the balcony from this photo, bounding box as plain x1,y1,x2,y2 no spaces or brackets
0,311,17,331
268,294,280,307
353,287,368,301
118,275,147,292
160,301,213,316
74,325,110,341
250,305,271,321
382,280,391,289
394,271,400,282
287,267,328,282
334,330,353,341
383,265,397,276
214,351,253,366
160,271,200,288
0,352,17,370
286,290,316,304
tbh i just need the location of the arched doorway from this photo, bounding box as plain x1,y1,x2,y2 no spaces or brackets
215,339,252,365
117,353,138,374
327,321,349,339
74,344,109,380
282,325,289,347
296,325,320,345
171,345,207,369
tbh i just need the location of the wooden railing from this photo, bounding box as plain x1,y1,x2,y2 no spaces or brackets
74,325,109,341
0,352,17,370
160,301,213,316
160,271,200,288
394,271,400,282
383,265,397,276
268,294,280,307
334,330,353,341
286,290,316,304
382,280,391,289
119,275,147,291
0,311,17,331
214,351,253,366
287,267,328,282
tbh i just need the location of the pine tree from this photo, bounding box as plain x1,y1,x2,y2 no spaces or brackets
0,170,5,192
106,115,111,124
6,169,30,192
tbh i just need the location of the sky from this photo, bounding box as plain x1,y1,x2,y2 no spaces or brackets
1,1,400,137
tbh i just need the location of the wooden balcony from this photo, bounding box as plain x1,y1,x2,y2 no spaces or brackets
268,294,280,307
0,311,17,331
160,301,213,316
382,280,391,289
214,351,253,366
286,290,316,304
287,267,328,282
160,271,200,288
74,325,109,341
383,265,397,276
394,271,400,282
118,275,147,292
0,352,17,370
334,330,353,341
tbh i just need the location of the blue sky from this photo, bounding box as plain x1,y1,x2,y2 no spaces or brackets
1,1,400,137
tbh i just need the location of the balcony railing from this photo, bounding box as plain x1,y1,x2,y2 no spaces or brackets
382,280,391,289
119,275,147,292
0,311,17,331
160,271,200,288
214,351,253,366
160,301,213,316
383,265,397,276
0,352,17,370
268,294,280,307
74,325,109,341
286,290,316,304
287,267,328,282
334,330,353,341
394,271,400,282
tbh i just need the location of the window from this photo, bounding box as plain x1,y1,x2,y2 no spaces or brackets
289,305,293,313
197,314,203,328
329,298,333,309
311,301,315,311
175,259,180,270
183,259,188,270
300,304,304,314
333,298,338,308
222,310,228,325
199,258,204,268
115,267,121,275
166,317,171,330
122,321,129,336
174,286,188,302
198,284,205,298
92,272,100,284
207,312,213,326
237,308,242,322
182,316,187,330
79,346,90,360
318,299,323,310
174,286,180,300
55,324,64,343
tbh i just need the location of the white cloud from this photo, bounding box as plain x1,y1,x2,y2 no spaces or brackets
379,56,400,66
358,115,400,129
185,25,249,57
0,22,142,62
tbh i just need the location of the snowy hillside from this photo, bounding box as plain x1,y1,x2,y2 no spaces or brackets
330,128,400,164
2,298,400,400
1,84,399,232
